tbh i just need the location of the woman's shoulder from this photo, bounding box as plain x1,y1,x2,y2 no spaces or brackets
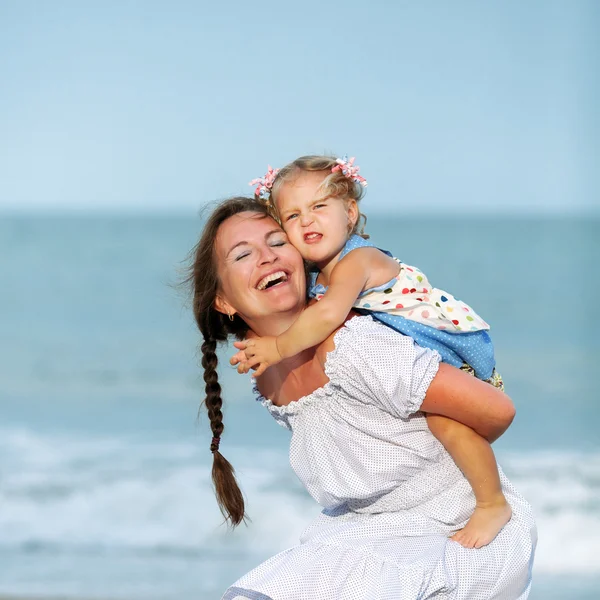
259,316,386,402
329,314,409,347
314,311,365,367
318,314,419,380
326,315,441,419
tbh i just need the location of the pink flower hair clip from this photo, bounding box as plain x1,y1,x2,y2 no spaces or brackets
332,155,367,187
249,165,280,200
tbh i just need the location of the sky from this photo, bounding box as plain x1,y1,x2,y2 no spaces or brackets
0,0,598,215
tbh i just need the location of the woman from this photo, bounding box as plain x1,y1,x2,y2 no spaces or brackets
187,197,537,599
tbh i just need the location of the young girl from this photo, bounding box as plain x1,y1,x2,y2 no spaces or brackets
235,154,512,549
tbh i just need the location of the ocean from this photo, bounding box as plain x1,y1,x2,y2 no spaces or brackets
1,214,599,599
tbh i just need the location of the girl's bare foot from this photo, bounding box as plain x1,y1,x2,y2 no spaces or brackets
451,499,513,549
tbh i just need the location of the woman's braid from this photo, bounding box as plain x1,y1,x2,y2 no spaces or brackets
202,338,224,451
184,196,269,527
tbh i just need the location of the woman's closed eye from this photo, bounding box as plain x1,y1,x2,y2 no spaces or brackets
235,239,286,260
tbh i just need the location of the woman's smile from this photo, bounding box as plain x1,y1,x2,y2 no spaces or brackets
214,211,306,332
256,269,290,290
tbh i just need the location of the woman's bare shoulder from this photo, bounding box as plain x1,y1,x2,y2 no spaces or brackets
257,347,329,407
259,312,365,405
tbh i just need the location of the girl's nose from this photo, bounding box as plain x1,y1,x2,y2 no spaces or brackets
300,213,313,227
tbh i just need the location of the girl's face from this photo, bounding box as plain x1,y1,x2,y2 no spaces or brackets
275,170,358,269
213,212,306,333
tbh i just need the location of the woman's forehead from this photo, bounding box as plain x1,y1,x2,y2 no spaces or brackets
222,212,281,235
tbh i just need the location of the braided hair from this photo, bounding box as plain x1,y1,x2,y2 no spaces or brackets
185,197,270,526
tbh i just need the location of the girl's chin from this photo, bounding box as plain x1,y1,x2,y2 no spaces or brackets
303,248,326,261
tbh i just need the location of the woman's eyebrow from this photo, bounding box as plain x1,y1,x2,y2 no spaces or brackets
265,229,285,239
226,241,249,258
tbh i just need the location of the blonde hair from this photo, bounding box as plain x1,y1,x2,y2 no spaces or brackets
267,155,369,239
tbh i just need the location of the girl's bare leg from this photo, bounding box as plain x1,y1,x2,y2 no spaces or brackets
426,414,512,549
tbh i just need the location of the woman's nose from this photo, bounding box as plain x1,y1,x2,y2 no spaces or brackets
257,245,278,264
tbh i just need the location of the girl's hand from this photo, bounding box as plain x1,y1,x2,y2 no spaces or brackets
229,347,251,374
232,337,282,378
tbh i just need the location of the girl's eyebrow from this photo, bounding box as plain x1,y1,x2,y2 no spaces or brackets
279,206,297,216
311,193,330,205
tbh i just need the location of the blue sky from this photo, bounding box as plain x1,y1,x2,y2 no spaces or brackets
0,0,598,215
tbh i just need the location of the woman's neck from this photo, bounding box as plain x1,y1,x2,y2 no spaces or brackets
244,307,302,339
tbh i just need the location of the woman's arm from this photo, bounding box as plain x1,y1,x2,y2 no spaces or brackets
421,363,515,443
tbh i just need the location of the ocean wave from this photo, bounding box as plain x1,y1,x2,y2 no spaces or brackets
1,428,599,575
0,427,315,556
502,452,600,574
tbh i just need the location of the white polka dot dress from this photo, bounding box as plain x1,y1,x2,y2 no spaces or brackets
222,317,537,600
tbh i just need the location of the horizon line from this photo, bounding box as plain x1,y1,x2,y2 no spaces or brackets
1,207,598,219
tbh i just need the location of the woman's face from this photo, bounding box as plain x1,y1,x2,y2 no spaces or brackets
214,212,306,332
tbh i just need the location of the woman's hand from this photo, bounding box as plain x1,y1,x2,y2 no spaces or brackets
230,337,283,377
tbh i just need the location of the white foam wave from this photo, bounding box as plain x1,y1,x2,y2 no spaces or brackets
0,428,315,556
501,451,600,575
1,428,599,575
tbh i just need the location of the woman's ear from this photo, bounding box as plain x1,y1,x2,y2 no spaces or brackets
214,295,236,319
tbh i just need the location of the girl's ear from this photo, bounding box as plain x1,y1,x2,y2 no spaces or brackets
346,199,359,230
214,295,236,318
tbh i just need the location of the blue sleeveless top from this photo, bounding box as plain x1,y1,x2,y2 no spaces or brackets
308,235,496,380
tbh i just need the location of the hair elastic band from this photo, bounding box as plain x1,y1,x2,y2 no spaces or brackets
332,155,368,187
249,165,280,199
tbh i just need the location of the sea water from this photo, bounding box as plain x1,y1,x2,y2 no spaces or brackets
1,215,599,599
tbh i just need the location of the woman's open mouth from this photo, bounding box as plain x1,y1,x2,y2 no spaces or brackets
256,270,290,291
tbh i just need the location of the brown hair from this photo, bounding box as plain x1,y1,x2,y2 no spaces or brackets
185,196,271,527
269,155,369,239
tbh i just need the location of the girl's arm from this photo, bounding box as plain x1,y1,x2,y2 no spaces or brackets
421,363,515,443
235,247,395,377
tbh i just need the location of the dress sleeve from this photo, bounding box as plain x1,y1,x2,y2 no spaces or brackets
329,316,441,418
